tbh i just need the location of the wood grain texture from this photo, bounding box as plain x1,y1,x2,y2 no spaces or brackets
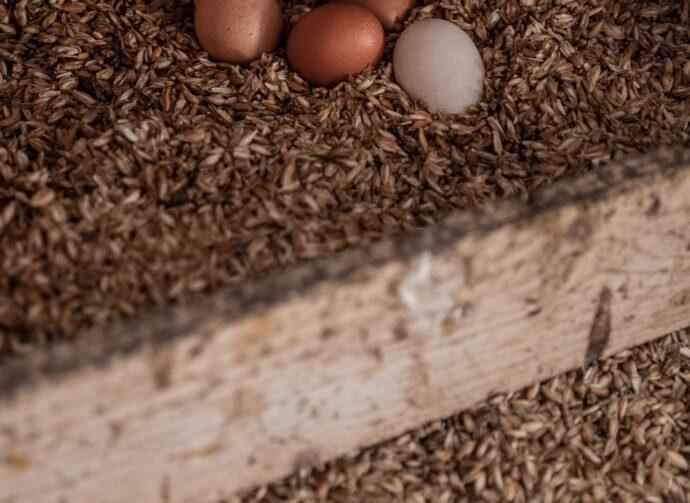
1,147,690,502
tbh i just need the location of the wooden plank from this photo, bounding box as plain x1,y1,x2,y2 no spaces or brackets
1,147,689,503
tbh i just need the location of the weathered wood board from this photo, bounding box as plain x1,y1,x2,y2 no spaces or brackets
1,147,689,502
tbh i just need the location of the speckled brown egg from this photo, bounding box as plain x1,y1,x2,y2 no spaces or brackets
195,0,283,65
334,0,416,29
287,3,385,87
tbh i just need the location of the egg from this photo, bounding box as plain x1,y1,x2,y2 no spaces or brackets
393,19,484,114
195,0,283,65
287,3,385,87
334,0,416,30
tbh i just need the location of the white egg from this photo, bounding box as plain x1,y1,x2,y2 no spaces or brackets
393,19,485,114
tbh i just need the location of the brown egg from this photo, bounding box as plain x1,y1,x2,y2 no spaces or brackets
287,3,385,87
334,0,416,29
195,0,283,64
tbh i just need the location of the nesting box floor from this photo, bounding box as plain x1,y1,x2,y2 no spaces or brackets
0,0,687,353
0,1,688,501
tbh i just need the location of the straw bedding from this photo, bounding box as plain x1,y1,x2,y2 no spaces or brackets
1,0,687,352
0,0,688,500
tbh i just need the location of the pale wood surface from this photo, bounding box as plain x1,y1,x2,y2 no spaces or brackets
1,147,689,502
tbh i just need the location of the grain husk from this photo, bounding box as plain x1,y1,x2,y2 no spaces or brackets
1,0,687,353
0,0,688,499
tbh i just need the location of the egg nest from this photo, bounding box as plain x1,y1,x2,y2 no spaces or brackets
0,0,688,353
